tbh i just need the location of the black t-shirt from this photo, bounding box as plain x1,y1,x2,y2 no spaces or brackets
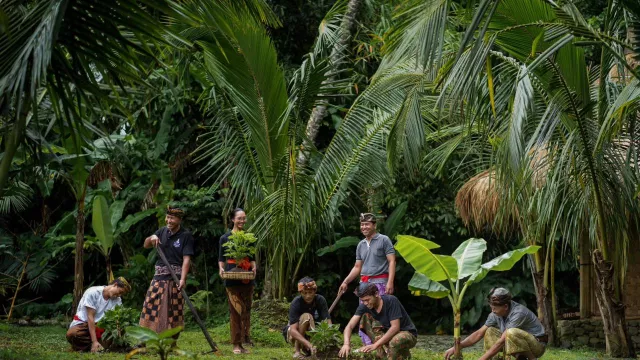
218,232,255,287
288,295,331,325
355,295,417,336
153,227,195,280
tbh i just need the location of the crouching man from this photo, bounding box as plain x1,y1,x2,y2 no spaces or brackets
283,277,332,359
444,288,546,360
66,277,131,352
339,283,417,360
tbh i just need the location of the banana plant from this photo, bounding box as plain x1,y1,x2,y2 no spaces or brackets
92,195,156,282
395,235,540,359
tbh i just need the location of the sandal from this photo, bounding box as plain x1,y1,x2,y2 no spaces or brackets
233,349,243,355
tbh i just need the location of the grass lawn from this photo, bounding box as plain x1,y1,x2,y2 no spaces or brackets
0,323,615,359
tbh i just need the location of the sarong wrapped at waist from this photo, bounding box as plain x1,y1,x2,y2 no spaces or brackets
154,264,182,277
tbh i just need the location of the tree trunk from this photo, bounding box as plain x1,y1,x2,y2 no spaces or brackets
533,268,556,346
72,196,86,314
0,97,29,197
579,233,592,318
297,0,362,167
7,255,29,322
592,249,635,358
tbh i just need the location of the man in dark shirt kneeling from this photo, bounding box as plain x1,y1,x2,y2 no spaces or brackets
339,283,417,360
284,277,331,359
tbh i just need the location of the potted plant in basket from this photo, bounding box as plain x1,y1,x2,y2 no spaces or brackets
221,231,257,280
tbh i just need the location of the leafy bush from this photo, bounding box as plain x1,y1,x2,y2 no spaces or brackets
126,325,196,360
96,305,140,349
309,320,341,354
223,231,256,264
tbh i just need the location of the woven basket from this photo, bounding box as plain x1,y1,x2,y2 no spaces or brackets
221,270,255,280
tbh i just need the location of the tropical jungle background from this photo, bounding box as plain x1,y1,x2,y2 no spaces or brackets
1,0,640,358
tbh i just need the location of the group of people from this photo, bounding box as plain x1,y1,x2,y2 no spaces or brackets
65,207,548,360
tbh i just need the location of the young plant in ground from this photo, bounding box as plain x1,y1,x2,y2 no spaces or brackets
223,231,256,267
125,326,196,360
309,320,341,355
96,305,140,349
395,236,540,360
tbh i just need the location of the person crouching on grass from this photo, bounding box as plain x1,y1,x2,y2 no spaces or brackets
283,277,331,359
66,277,131,352
444,288,546,360
339,283,417,360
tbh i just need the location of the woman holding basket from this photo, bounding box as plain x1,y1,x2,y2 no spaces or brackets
218,208,257,354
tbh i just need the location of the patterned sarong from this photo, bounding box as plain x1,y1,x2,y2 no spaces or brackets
484,327,546,358
285,312,315,345
360,314,417,360
359,282,387,345
139,277,184,334
226,285,254,345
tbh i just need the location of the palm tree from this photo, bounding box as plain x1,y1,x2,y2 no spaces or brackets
0,0,279,312
192,1,428,298
341,0,640,356
0,0,190,196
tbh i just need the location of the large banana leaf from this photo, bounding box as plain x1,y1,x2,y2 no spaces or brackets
384,201,408,239
408,272,450,299
109,200,127,230
115,209,158,237
468,245,540,285
396,234,458,281
92,195,114,255
316,236,360,256
451,238,487,279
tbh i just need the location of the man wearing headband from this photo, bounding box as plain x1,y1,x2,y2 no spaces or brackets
139,206,195,335
339,212,396,345
283,277,331,359
67,277,131,352
339,283,417,359
444,288,546,360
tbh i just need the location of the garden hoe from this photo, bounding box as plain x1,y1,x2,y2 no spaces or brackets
156,245,222,356
328,289,345,314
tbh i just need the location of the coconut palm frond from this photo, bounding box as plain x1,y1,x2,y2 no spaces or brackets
0,181,33,214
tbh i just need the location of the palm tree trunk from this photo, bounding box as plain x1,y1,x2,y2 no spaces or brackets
530,241,557,345
72,192,87,314
297,0,362,167
592,249,635,358
0,98,29,197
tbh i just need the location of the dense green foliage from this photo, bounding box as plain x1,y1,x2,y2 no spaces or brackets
3,0,636,358
96,306,140,349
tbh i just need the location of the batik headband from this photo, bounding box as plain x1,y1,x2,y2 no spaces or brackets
360,213,376,223
166,206,185,218
298,281,317,292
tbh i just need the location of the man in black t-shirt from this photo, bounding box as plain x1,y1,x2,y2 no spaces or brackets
283,277,331,359
339,283,417,360
139,206,195,334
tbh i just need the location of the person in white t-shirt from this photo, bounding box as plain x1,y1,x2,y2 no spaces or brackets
66,277,131,352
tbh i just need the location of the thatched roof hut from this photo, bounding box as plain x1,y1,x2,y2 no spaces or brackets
455,170,502,233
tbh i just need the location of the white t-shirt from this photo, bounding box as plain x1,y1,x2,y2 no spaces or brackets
69,286,122,328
